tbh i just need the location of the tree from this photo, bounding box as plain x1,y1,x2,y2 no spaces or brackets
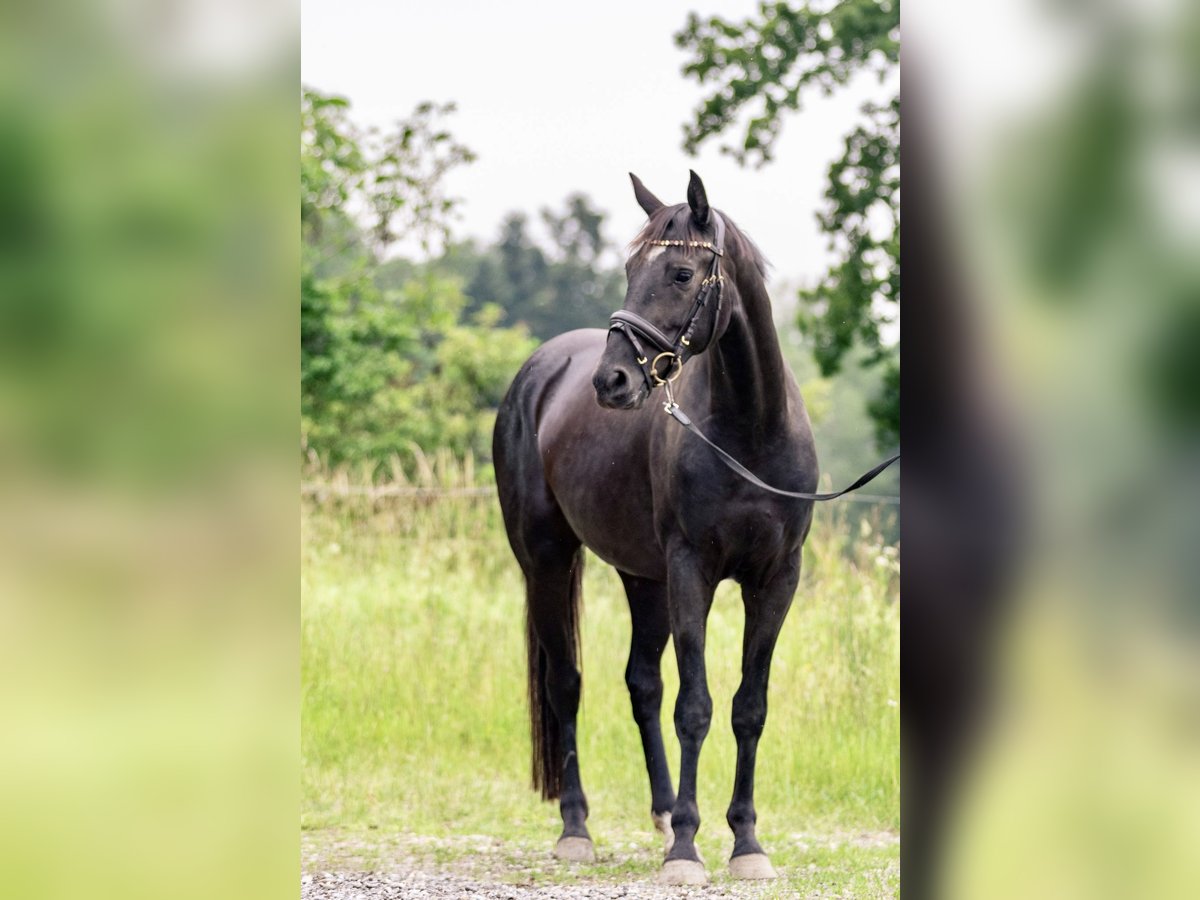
676,0,899,448
300,88,535,471
301,89,475,256
459,194,624,341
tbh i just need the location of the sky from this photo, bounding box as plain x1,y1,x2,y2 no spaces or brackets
301,0,896,284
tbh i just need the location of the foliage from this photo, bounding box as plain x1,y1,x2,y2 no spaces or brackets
777,316,900,505
676,1,900,449
372,193,625,343
300,88,535,471
431,195,625,342
302,269,534,469
300,91,365,243
302,89,475,255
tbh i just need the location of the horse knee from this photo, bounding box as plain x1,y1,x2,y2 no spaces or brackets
625,664,663,717
674,689,712,744
731,689,767,739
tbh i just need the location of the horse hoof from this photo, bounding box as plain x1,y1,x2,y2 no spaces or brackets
657,858,707,885
652,812,674,853
554,836,595,863
729,852,777,880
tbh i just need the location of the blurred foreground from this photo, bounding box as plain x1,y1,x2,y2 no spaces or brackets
906,1,1200,897
0,3,296,900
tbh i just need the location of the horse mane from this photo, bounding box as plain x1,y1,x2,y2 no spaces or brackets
627,204,771,280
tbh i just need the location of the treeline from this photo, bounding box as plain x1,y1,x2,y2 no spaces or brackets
375,197,625,345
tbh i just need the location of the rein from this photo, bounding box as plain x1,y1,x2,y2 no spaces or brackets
608,213,900,502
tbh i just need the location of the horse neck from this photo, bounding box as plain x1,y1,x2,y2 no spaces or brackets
700,265,791,435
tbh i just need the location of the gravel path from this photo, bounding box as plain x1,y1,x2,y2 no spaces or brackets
302,869,775,899
301,830,898,900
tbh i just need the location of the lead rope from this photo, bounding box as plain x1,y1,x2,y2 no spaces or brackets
660,380,900,502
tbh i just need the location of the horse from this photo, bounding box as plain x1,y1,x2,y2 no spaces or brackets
493,171,819,885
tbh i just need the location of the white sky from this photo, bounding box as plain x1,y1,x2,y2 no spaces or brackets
301,0,896,284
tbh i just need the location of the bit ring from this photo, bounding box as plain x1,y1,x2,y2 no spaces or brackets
650,351,682,385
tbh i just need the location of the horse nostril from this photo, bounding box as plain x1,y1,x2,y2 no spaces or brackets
593,366,634,405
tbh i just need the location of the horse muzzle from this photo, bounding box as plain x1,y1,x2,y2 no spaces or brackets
592,364,648,410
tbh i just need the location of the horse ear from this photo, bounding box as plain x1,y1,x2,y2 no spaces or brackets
629,173,665,217
687,170,710,227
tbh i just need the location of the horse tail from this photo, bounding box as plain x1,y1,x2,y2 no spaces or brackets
526,548,584,801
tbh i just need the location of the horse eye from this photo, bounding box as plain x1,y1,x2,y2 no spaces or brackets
674,270,693,284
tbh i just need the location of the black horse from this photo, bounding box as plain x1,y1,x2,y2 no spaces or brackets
494,172,819,885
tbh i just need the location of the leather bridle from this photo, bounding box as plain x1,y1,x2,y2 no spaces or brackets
608,213,727,393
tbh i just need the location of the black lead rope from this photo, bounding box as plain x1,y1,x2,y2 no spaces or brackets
665,401,900,501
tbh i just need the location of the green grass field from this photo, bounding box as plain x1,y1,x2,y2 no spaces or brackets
301,481,898,894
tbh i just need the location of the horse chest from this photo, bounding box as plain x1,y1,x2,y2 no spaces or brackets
673,491,803,572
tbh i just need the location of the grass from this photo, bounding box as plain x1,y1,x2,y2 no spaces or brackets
301,464,898,893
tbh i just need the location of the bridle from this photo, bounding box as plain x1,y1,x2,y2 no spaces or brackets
607,213,727,393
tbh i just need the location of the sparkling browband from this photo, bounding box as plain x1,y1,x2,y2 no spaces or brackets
642,239,723,255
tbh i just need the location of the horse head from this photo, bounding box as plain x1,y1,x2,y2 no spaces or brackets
593,171,740,410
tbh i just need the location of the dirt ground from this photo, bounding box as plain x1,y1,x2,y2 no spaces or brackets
301,830,899,899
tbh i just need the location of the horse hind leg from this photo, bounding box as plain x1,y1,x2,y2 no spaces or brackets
524,543,593,863
495,391,594,862
618,572,676,853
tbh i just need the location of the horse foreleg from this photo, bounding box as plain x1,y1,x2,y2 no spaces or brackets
726,555,800,879
657,555,716,885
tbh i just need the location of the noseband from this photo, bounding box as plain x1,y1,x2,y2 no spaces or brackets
608,213,727,392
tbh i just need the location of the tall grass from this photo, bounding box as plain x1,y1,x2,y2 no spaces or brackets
301,455,898,854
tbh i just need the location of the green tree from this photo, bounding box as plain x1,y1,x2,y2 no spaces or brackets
676,0,899,448
301,89,475,255
300,88,535,471
539,194,626,334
